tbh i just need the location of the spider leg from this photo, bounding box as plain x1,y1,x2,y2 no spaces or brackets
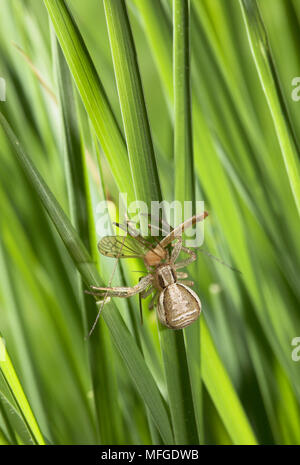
170,237,182,263
159,212,208,248
164,246,170,262
90,274,152,297
176,271,189,279
174,245,197,269
199,249,241,273
178,280,194,287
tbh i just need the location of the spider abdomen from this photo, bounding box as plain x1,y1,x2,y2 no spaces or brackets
157,283,201,330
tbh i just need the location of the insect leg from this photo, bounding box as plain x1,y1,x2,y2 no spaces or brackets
89,234,129,337
85,290,111,299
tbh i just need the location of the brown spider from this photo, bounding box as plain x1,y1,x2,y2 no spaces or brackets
87,212,208,330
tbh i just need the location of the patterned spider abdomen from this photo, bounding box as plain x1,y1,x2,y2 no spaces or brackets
157,283,201,330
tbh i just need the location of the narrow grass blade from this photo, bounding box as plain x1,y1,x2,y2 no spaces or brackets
0,400,17,444
53,36,93,248
173,0,201,443
43,0,134,201
240,0,300,216
0,233,51,441
0,429,10,445
103,0,170,442
202,322,257,445
103,0,161,203
130,0,173,106
0,112,173,445
0,337,46,445
174,0,194,205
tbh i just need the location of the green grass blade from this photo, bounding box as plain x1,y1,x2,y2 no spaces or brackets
174,0,194,205
0,231,51,441
173,0,201,443
202,322,257,445
43,0,134,201
103,0,172,442
103,0,199,444
0,111,173,445
103,0,161,203
0,399,17,444
131,0,173,106
240,0,300,216
0,337,45,445
53,35,92,249
0,429,10,445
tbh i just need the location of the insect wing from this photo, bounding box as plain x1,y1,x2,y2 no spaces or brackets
98,235,150,259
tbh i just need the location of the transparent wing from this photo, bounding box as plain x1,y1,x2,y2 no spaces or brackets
98,235,151,259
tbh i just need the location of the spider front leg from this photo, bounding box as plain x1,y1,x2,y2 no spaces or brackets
170,237,183,263
88,274,153,298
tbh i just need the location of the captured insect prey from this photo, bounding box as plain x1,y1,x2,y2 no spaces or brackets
86,212,208,332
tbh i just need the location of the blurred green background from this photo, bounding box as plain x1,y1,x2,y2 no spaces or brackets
0,0,300,445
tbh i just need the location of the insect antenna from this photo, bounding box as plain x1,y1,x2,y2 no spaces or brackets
199,249,241,274
86,235,127,338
